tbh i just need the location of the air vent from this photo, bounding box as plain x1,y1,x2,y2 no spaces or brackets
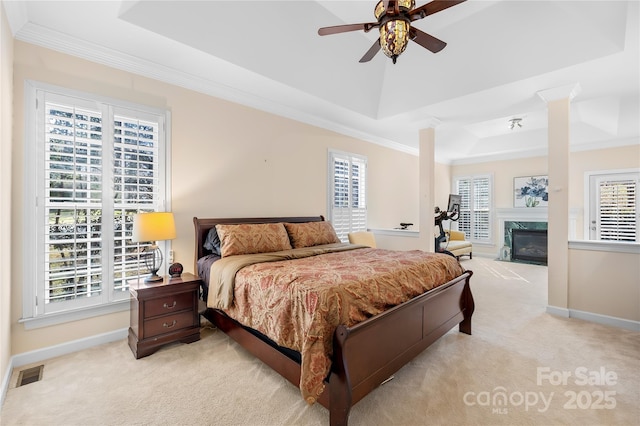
16,365,44,387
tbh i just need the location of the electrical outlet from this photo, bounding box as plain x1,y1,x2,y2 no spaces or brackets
168,250,174,264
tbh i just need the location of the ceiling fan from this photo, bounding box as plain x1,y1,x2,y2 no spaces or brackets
318,0,466,64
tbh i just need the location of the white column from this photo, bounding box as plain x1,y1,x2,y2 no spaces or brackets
537,83,581,315
418,119,441,252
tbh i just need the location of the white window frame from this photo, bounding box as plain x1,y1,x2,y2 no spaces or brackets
584,168,639,242
21,81,171,329
453,174,493,245
327,150,367,242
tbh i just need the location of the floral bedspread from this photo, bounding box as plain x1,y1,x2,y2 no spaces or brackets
214,246,464,404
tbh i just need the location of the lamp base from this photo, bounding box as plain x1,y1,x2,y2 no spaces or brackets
144,274,164,283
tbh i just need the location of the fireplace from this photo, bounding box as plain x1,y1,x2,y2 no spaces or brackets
511,229,548,265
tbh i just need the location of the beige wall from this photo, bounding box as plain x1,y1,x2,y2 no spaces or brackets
568,249,640,321
10,41,421,354
434,162,451,214
1,4,14,391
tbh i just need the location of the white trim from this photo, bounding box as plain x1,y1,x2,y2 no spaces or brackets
568,240,640,254
547,306,640,332
1,356,13,407
19,299,129,330
369,228,419,238
21,81,37,319
568,309,640,332
12,328,128,369
546,305,570,318
536,83,582,103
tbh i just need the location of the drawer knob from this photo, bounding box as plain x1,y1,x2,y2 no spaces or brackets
163,301,177,309
163,320,178,329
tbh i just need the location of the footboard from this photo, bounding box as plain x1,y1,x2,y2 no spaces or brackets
327,270,474,426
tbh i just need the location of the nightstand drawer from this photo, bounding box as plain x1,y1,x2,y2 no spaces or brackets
144,292,193,319
144,311,196,338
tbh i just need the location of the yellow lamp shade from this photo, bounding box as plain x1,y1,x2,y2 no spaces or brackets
131,212,176,243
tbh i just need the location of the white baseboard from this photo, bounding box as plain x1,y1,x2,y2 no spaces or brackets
1,357,14,408
569,309,640,332
11,327,128,368
1,327,128,406
546,305,570,318
547,305,640,331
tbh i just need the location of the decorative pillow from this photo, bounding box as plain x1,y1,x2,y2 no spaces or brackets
203,227,221,255
284,221,341,248
216,223,292,257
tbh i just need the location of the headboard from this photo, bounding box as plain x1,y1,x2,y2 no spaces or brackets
192,215,325,272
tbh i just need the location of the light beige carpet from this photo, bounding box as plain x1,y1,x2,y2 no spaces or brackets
2,258,639,425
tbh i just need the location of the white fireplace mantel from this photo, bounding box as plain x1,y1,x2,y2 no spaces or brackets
496,208,549,222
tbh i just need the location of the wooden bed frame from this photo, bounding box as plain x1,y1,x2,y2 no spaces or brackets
193,216,474,426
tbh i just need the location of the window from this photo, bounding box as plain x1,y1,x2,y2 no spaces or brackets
454,175,492,243
22,82,170,326
328,151,367,242
587,170,639,242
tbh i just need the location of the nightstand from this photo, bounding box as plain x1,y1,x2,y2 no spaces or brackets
128,272,201,359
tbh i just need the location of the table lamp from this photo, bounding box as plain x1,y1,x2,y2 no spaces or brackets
132,212,176,282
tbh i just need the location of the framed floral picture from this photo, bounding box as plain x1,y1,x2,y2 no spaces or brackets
514,175,549,207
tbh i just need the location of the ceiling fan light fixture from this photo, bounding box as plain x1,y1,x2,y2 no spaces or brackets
318,0,465,64
509,118,523,130
380,19,410,63
375,0,415,19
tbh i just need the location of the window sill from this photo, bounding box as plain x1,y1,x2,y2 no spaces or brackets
369,228,419,237
19,299,130,330
569,240,640,254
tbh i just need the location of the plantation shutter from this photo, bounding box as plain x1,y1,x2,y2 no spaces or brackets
455,175,492,243
43,100,104,310
594,174,638,242
329,151,367,242
112,112,163,292
473,177,491,240
457,178,471,238
37,92,165,315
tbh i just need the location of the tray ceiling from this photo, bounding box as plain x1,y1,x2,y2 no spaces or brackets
5,0,639,163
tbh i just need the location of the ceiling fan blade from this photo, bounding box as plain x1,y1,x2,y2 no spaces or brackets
318,22,379,36
410,27,447,53
410,0,466,21
359,39,381,63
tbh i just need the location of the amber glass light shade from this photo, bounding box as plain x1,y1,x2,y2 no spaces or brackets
379,19,410,62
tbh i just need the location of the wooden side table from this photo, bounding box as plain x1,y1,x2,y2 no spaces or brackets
128,272,201,359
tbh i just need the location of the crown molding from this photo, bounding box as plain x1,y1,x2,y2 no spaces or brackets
537,83,582,103
14,22,419,157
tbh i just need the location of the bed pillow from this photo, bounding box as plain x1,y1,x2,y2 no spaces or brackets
203,227,222,255
216,223,292,257
284,221,341,248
